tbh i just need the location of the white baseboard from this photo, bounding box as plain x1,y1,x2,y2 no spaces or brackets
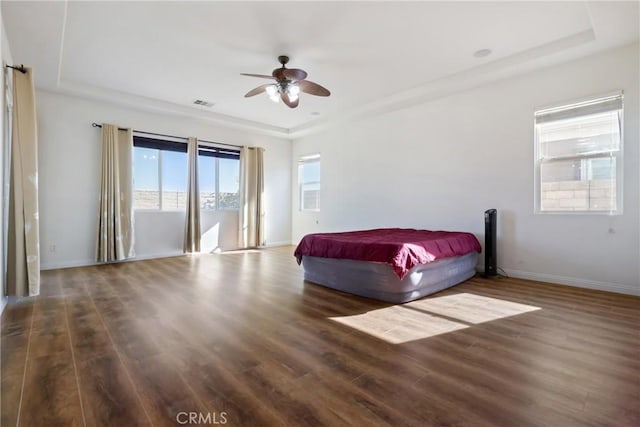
41,259,96,270
502,268,639,296
40,252,185,271
40,246,299,271
1,296,27,314
262,241,293,248
127,252,184,262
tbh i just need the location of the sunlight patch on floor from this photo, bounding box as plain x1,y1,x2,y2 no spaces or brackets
405,293,541,324
329,293,541,344
330,305,468,344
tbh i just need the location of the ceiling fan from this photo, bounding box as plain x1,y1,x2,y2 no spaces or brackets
241,55,330,108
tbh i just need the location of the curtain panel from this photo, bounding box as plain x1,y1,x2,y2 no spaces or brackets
184,137,201,253
7,67,40,297
238,146,265,248
96,124,135,262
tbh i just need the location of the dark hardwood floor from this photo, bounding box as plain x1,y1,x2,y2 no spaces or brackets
2,246,639,426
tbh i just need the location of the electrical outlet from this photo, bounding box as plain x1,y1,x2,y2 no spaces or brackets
49,245,56,252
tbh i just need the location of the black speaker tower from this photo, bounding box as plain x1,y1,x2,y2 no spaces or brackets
484,209,497,277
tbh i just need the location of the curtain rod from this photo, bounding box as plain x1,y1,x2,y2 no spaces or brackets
91,123,241,149
6,64,27,74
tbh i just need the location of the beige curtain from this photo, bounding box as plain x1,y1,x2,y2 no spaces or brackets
96,124,135,262
7,67,40,297
184,137,200,253
238,146,265,248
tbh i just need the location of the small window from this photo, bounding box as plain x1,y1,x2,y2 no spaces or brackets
534,92,623,214
299,154,320,211
133,136,187,211
198,146,240,211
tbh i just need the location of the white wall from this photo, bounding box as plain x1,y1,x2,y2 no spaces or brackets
1,11,14,311
133,210,239,258
292,43,639,295
37,90,291,269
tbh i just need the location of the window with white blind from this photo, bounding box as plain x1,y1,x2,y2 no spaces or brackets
534,92,623,214
298,154,320,211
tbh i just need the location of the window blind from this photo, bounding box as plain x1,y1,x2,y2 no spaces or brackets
535,93,623,124
133,136,240,159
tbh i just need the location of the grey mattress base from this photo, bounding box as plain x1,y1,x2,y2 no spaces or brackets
302,252,478,303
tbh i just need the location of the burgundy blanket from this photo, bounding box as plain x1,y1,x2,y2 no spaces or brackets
294,228,481,279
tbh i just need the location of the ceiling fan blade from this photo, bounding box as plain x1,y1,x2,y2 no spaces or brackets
281,92,299,108
244,84,273,98
282,68,308,81
272,68,286,79
240,73,276,80
298,80,331,97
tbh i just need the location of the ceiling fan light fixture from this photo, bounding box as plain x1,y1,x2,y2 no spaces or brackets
286,83,300,102
288,84,300,96
265,84,280,102
265,84,278,95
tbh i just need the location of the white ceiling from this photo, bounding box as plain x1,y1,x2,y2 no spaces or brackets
2,1,638,137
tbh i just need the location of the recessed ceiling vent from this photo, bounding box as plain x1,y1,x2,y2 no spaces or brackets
193,99,214,107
